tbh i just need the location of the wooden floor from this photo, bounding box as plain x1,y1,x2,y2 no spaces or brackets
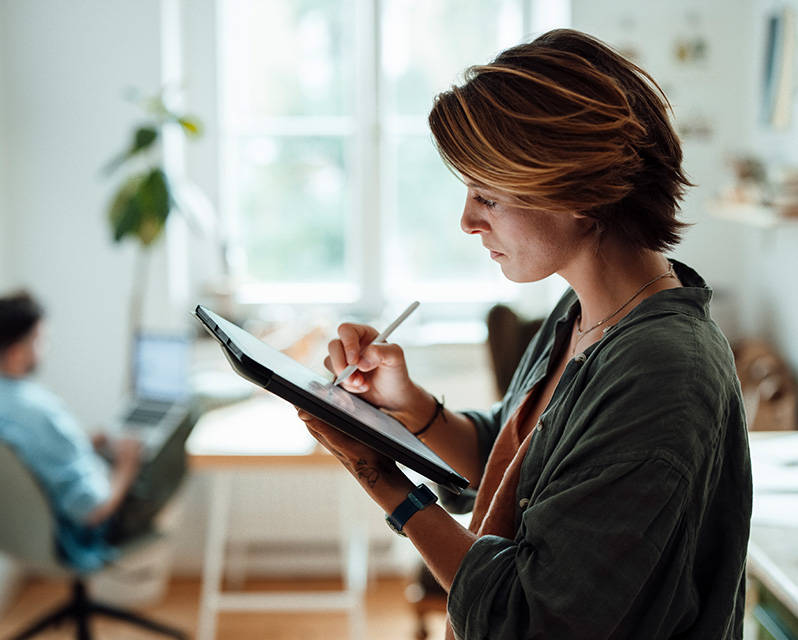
0,575,448,640
1,574,763,639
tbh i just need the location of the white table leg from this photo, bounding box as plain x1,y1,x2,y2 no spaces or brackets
338,474,368,640
196,471,232,640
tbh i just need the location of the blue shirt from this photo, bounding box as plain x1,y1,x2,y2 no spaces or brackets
0,376,116,571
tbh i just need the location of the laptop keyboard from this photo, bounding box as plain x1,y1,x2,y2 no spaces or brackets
124,400,175,427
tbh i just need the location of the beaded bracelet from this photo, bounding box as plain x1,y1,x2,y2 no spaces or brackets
412,395,446,437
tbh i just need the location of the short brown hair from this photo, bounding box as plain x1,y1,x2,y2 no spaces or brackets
428,28,691,251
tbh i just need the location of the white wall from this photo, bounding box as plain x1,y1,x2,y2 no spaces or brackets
0,9,10,292
571,0,798,381
735,0,798,372
0,0,177,428
571,0,755,339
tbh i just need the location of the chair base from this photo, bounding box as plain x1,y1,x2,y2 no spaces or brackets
7,578,186,640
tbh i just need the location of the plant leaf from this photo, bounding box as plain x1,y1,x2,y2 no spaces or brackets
177,117,202,137
101,126,159,176
140,168,171,223
137,216,165,246
131,126,158,154
133,168,172,245
108,174,146,242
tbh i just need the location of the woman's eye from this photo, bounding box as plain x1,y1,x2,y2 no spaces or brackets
473,194,497,209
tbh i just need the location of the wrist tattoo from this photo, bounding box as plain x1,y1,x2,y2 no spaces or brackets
355,458,380,488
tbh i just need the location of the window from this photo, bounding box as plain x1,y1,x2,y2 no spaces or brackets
217,0,570,322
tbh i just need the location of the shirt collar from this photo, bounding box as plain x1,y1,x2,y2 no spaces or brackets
555,259,713,338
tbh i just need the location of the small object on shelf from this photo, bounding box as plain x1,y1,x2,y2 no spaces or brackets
733,339,797,432
767,166,798,218
708,201,790,229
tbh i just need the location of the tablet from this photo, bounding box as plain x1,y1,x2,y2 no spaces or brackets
193,305,469,493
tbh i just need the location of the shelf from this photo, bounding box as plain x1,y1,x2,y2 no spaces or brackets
709,201,798,229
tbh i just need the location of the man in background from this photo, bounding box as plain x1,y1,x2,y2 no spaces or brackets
0,290,189,570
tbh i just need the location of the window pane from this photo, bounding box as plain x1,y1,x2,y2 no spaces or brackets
381,0,527,299
222,0,354,119
229,136,351,283
215,0,558,313
381,0,525,117
385,135,503,290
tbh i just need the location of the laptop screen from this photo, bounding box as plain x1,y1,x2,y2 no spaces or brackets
133,334,191,402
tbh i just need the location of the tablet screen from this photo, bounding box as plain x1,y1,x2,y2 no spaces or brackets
194,305,468,491
222,314,435,453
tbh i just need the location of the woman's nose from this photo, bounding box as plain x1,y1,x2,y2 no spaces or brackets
461,201,490,235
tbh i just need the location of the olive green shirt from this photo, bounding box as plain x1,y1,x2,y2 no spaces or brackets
448,261,752,639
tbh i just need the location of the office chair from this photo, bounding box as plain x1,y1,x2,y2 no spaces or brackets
0,442,186,640
485,304,544,398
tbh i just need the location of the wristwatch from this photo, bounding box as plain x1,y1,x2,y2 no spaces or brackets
385,484,438,537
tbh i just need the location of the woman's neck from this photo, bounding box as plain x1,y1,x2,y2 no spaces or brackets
562,244,681,350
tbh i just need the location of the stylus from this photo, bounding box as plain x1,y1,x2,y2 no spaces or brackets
333,300,420,386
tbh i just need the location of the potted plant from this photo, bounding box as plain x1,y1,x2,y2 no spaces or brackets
103,90,207,385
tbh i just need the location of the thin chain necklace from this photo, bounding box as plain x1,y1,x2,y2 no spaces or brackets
572,262,675,356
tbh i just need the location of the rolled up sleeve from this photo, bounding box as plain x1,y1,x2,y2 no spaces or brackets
16,404,111,523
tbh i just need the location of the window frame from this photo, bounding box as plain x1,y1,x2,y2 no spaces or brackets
206,0,571,326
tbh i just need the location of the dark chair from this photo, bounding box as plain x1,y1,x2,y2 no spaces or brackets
485,304,544,397
0,442,187,640
732,338,798,431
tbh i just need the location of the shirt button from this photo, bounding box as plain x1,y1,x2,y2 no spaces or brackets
519,498,530,508
535,419,543,432
574,352,587,364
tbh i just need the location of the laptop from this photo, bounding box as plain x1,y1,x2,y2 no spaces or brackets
114,333,193,461
193,305,469,493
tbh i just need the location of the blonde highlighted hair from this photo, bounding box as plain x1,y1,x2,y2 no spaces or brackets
429,29,690,251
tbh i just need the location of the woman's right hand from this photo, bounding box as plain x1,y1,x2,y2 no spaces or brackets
327,322,482,485
326,322,422,413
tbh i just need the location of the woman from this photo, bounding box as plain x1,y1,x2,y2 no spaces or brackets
298,29,751,639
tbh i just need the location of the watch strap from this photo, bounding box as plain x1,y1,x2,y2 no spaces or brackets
386,484,438,537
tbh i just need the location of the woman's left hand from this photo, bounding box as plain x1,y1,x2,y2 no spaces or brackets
297,410,414,509
298,409,476,596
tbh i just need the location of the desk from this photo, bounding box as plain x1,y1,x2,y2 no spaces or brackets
748,432,798,639
187,395,369,640
748,526,798,639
